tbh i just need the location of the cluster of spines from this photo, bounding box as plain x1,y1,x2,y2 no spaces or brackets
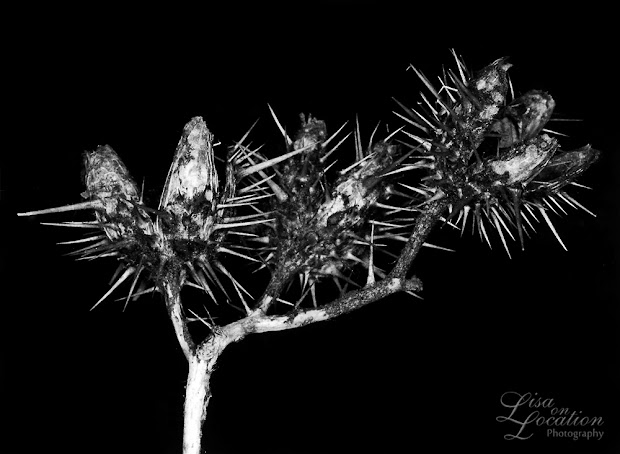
393,50,600,257
26,107,455,313
16,118,294,315
233,108,450,308
17,53,601,315
226,112,366,307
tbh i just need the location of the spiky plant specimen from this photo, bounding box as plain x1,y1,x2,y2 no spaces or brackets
17,52,600,454
393,51,599,257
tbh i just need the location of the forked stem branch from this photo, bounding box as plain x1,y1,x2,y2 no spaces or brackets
173,200,448,453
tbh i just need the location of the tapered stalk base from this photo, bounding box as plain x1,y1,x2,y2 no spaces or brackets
183,354,212,454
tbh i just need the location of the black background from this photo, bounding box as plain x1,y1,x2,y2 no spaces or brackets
2,3,618,453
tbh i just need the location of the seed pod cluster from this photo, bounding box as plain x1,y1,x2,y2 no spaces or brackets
258,114,406,305
18,117,269,311
399,52,600,255
17,53,602,312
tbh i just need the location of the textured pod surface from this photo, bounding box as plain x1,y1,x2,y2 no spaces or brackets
83,144,140,202
398,53,600,255
453,58,513,154
528,145,600,194
316,142,399,229
83,145,153,241
491,90,555,148
486,134,558,185
159,117,219,241
252,113,411,306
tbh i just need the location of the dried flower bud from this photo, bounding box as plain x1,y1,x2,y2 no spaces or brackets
454,58,513,154
491,91,555,148
398,53,600,255
528,145,600,194
279,115,327,200
83,145,153,241
158,117,218,241
485,134,558,185
293,114,327,156
317,142,399,229
470,58,512,116
83,145,140,201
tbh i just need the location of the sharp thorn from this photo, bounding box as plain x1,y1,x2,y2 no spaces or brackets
217,246,261,263
18,200,103,217
538,206,567,251
322,121,349,148
237,146,308,179
560,192,596,217
491,209,512,259
123,264,144,311
267,104,293,146
91,267,135,311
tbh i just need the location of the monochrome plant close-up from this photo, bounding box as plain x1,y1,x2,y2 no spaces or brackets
13,47,611,454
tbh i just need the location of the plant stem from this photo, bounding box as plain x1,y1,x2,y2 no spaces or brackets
163,276,196,361
254,259,297,313
389,200,448,279
183,354,212,454
178,201,449,453
184,329,246,454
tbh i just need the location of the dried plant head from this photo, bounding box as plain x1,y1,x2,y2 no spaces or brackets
240,109,435,309
395,50,600,257
17,117,275,315
16,51,601,319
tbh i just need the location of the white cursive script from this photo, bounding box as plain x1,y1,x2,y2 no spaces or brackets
496,391,604,440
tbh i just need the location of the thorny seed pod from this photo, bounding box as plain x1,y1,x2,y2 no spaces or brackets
280,114,328,203
448,57,513,156
16,53,602,314
17,116,267,313
483,134,558,186
490,90,556,148
152,117,255,310
316,141,401,230
469,58,512,116
82,145,154,242
397,51,600,256
255,112,411,307
158,117,220,242
265,116,337,275
527,145,600,195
